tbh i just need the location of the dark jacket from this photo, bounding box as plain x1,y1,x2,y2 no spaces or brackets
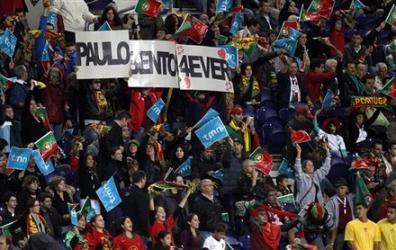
257,12,278,36
221,150,243,195
276,73,307,109
122,184,150,237
52,192,72,217
191,193,223,232
191,156,222,180
79,167,100,199
141,159,162,185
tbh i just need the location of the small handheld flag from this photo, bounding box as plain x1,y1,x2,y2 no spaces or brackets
195,117,229,148
6,147,32,171
146,98,165,123
175,157,192,177
96,177,122,212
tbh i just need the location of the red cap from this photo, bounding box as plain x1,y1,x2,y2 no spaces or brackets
230,106,243,115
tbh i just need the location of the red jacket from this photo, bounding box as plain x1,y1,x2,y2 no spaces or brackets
330,28,345,57
304,70,336,104
250,222,281,250
129,89,163,132
41,84,65,124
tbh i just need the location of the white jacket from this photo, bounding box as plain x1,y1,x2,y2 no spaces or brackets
51,0,96,32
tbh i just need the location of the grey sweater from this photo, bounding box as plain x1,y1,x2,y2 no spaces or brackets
295,155,331,209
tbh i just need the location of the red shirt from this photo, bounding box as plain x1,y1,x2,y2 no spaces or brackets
337,199,353,232
112,234,145,250
250,223,281,250
150,216,175,245
86,230,112,250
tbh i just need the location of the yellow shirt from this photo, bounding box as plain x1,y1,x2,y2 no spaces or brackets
344,219,381,250
378,218,396,250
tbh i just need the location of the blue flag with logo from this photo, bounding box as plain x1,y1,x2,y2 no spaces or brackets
70,208,78,225
195,116,229,148
96,176,122,212
273,38,298,56
0,29,17,58
278,158,295,178
46,11,57,26
32,150,55,176
216,0,233,14
193,108,219,129
41,41,52,62
230,13,242,35
322,89,334,111
220,45,238,69
213,169,224,182
6,147,32,171
288,28,300,41
98,21,112,31
175,157,192,177
147,98,165,123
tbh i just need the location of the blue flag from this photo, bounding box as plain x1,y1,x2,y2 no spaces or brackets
288,28,301,41
46,11,57,26
278,158,295,178
41,41,52,62
350,0,366,9
32,150,55,176
0,29,17,58
193,108,220,129
6,147,32,171
98,21,112,31
213,169,224,182
322,89,334,111
146,98,165,123
216,0,233,14
0,122,11,153
273,38,298,56
96,176,122,212
230,13,242,35
195,116,229,148
220,45,238,69
70,208,78,225
175,157,192,177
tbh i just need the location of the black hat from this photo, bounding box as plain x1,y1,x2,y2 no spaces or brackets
334,178,348,188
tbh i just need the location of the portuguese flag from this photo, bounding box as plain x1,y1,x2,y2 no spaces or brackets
174,14,208,44
34,131,58,161
303,0,335,22
249,147,272,175
0,73,12,94
135,0,162,17
36,106,51,130
381,77,396,98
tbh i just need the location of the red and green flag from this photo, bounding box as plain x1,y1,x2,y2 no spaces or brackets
135,0,162,17
0,73,13,94
381,77,396,98
36,107,51,130
0,220,18,237
175,14,208,44
249,147,272,175
354,172,372,206
303,0,335,22
34,131,58,161
386,4,396,27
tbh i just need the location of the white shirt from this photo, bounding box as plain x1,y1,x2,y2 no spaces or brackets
318,128,346,153
289,76,301,106
203,236,226,250
51,0,96,32
356,127,367,143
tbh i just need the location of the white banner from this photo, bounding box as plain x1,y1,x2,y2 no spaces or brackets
76,31,233,93
176,44,233,93
128,40,178,88
76,30,130,79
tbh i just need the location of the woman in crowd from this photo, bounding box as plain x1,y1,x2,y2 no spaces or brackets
50,176,74,222
21,95,48,145
65,214,89,250
112,217,145,250
86,214,112,250
179,213,203,250
79,153,100,200
94,4,122,30
153,230,173,250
